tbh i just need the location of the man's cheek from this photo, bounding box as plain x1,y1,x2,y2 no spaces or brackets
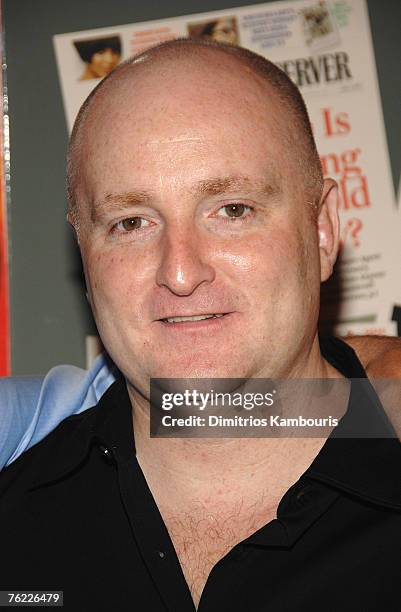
83,253,126,317
235,228,300,281
218,227,277,264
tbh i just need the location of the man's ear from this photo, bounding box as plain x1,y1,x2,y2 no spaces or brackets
66,212,74,230
318,178,340,282
67,212,80,244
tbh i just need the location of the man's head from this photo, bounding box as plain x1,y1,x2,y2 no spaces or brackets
67,39,339,392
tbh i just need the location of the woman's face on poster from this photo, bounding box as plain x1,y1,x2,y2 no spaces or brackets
210,19,238,45
89,48,120,78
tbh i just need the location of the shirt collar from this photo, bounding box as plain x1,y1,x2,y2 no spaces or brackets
305,378,401,510
310,335,401,509
31,374,131,489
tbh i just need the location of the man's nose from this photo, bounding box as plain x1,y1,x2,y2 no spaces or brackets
156,228,215,296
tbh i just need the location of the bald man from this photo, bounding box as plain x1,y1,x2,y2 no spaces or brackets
0,40,400,611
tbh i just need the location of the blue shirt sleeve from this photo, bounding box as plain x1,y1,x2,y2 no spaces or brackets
0,353,116,469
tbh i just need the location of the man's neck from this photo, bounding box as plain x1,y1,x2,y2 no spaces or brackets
127,338,344,510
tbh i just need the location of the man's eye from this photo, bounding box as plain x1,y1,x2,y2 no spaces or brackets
216,203,251,219
115,217,149,232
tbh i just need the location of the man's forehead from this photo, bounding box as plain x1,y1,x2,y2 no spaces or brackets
82,82,284,182
82,129,284,206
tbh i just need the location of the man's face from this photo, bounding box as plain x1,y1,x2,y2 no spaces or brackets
76,55,324,395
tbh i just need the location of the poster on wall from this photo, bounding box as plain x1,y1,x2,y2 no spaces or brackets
53,0,401,341
0,27,10,376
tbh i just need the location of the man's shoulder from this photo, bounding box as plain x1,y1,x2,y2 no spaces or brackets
0,373,127,501
319,334,367,377
0,353,117,469
0,403,99,499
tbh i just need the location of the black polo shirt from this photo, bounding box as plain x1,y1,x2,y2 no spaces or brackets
1,337,400,611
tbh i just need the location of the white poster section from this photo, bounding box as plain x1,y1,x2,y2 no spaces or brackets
54,0,400,339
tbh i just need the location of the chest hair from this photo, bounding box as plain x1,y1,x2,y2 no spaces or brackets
162,495,277,609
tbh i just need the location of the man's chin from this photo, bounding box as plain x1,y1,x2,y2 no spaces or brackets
152,366,236,380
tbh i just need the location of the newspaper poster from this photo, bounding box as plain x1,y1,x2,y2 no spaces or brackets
53,0,400,338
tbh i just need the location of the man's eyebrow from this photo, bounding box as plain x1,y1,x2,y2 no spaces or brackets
193,175,281,197
91,190,153,222
91,175,281,221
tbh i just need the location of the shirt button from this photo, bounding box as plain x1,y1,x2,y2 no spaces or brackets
158,551,165,558
98,444,116,464
295,484,314,503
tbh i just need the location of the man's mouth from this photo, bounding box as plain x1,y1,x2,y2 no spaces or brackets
160,313,226,324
